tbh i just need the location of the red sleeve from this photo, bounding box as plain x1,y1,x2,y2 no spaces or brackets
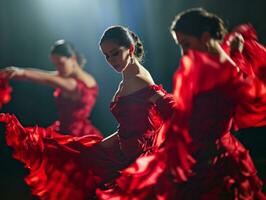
243,39,266,83
236,24,266,82
155,93,177,121
227,24,266,129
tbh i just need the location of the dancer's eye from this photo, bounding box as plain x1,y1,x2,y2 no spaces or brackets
111,51,119,57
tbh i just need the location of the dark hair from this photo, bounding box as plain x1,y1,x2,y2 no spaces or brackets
99,25,144,62
171,8,227,40
50,40,86,67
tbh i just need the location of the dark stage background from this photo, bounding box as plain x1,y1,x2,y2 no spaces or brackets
0,0,265,199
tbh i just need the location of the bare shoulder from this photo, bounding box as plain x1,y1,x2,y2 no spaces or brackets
134,71,166,103
134,75,154,87
115,74,153,98
123,75,152,93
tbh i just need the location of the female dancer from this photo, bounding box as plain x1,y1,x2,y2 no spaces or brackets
97,8,266,200
0,40,102,137
0,26,176,199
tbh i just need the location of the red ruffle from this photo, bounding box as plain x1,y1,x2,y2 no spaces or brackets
0,113,103,200
224,24,266,129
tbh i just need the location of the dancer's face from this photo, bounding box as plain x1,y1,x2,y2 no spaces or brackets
100,41,131,73
51,54,76,77
173,31,207,55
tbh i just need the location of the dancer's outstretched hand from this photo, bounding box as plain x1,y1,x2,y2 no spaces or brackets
0,66,25,79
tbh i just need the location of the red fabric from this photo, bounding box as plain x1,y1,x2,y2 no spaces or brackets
0,113,102,200
0,84,176,199
224,24,266,129
51,80,102,137
170,51,265,199
0,78,12,109
97,50,266,199
110,85,175,155
88,85,175,181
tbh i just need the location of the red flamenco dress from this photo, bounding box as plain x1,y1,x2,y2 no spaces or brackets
50,80,102,137
97,50,266,199
0,84,176,199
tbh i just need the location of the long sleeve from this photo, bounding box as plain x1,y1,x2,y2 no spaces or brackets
236,24,266,82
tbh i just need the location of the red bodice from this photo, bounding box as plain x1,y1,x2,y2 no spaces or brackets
53,80,101,137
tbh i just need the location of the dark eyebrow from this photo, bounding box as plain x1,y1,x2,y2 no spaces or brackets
110,48,119,53
102,47,120,56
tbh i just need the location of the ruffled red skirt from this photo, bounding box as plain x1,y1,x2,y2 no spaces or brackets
97,132,266,200
0,113,103,200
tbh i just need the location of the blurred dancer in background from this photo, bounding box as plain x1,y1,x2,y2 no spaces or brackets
0,39,102,137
